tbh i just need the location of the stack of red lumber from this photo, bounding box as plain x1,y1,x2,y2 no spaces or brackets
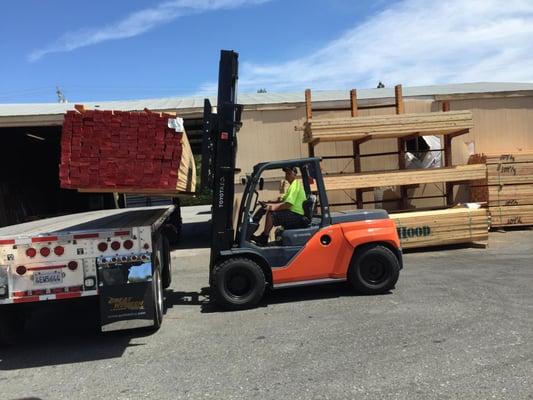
59,108,195,194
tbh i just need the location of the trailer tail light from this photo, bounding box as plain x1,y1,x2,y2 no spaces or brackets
16,265,27,275
143,243,150,250
54,246,65,256
67,261,78,271
123,239,133,250
111,241,120,251
98,242,108,252
40,247,51,257
26,248,37,258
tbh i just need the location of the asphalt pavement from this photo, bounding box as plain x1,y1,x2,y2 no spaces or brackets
1,206,532,400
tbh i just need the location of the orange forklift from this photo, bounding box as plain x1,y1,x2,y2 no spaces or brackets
202,50,402,310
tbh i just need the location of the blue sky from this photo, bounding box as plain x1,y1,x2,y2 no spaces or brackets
1,0,532,103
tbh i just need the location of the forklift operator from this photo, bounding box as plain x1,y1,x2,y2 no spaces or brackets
252,166,307,245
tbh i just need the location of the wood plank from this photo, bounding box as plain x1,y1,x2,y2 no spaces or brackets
489,205,533,227
318,164,486,191
390,207,489,249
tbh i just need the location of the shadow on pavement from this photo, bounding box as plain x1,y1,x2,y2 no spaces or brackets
0,298,152,370
163,282,388,314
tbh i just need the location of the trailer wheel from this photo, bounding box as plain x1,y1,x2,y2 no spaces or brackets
161,236,172,289
0,308,25,346
151,238,165,330
212,258,266,310
348,244,400,294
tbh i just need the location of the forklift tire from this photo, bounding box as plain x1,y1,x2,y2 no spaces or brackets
162,236,172,289
212,258,266,310
348,244,400,295
0,308,25,346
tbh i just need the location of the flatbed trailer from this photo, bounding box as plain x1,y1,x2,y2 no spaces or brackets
0,205,174,343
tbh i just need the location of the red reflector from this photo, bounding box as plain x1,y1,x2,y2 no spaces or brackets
52,287,65,294
16,265,27,275
123,240,134,250
111,241,120,251
67,261,78,271
13,291,27,297
98,242,108,252
32,236,58,243
114,231,130,237
32,289,46,296
0,239,15,245
74,233,99,239
220,131,229,140
26,248,37,258
131,255,138,261
68,286,83,292
54,246,65,256
40,247,51,257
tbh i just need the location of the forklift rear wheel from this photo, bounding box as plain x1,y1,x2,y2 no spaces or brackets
348,244,400,294
212,258,266,310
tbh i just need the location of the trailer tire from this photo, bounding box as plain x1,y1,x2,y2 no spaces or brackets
348,244,400,294
0,308,25,346
162,236,172,289
151,238,165,330
212,257,265,310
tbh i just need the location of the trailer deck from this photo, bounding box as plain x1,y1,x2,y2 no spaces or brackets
0,206,174,238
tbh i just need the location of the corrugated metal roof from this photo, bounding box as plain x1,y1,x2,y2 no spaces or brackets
1,82,532,117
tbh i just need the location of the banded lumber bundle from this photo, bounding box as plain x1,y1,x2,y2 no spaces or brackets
390,207,489,249
303,110,473,143
471,184,533,207
318,164,486,191
469,152,533,227
489,205,533,227
60,109,196,194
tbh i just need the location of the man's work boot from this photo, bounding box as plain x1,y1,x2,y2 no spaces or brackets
251,234,268,246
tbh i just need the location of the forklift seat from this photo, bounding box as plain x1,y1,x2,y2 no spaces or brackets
277,194,319,247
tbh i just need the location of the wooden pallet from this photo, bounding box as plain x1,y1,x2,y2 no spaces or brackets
390,207,489,249
317,164,486,191
303,110,473,143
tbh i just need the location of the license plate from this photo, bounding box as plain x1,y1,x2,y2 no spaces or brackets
33,270,63,285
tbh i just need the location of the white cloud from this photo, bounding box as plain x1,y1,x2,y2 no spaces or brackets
28,0,270,62
237,0,533,92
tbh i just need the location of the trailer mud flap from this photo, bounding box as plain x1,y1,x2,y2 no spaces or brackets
98,260,155,332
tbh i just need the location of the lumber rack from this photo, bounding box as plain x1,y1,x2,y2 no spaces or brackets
304,86,471,209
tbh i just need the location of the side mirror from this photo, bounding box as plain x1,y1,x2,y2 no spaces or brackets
259,177,264,191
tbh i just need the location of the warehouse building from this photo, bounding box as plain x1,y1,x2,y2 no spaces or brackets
0,82,532,226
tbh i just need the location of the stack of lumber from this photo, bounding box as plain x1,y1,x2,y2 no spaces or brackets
316,164,486,191
302,110,473,143
60,108,195,194
470,152,533,227
390,207,489,249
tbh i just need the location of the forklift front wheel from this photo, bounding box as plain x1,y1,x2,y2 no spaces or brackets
348,244,400,295
212,258,266,310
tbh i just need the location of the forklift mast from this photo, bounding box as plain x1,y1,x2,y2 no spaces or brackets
202,50,243,269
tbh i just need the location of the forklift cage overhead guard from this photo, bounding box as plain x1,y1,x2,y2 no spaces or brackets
202,50,402,310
